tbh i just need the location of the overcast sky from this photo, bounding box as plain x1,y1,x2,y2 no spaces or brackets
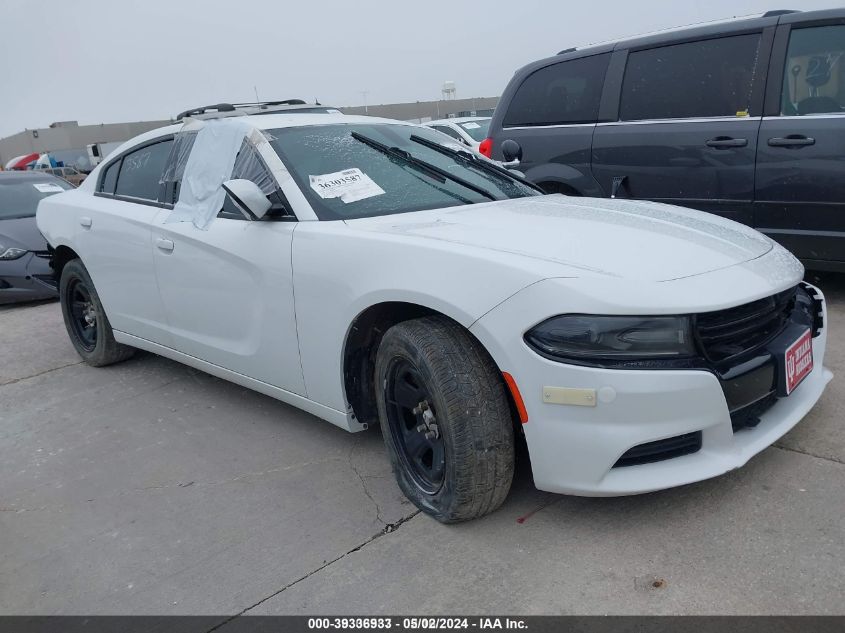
1,0,841,138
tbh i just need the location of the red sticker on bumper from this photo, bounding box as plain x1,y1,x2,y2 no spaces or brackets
785,329,813,395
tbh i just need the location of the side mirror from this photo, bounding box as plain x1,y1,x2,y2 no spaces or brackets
501,139,522,168
221,179,272,220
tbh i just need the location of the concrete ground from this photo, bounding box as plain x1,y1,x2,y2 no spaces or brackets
1,273,843,616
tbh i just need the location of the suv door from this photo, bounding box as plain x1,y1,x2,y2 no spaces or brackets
493,52,611,195
77,137,174,344
152,136,306,395
591,31,772,225
755,21,845,269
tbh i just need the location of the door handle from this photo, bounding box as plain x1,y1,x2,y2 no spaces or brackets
79,216,92,229
705,137,748,148
155,238,175,253
768,135,815,147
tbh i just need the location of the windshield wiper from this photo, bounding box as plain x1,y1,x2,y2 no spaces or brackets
351,131,496,201
409,134,545,194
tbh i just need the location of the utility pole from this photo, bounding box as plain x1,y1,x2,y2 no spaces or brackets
254,86,260,104
360,91,369,114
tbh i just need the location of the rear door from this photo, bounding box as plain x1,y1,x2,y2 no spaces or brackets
75,137,174,344
755,19,845,268
492,52,611,195
591,30,773,225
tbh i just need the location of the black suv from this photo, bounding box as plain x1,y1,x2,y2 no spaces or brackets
483,9,845,272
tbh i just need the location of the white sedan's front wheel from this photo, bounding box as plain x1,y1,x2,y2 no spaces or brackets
375,316,515,523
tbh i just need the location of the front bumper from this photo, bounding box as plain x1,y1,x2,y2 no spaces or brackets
471,282,832,496
0,252,58,305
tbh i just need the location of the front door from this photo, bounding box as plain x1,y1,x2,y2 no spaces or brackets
755,22,845,267
591,32,769,226
151,215,305,395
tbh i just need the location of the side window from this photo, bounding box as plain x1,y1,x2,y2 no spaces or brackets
433,125,464,141
99,158,120,194
160,131,198,205
782,25,845,116
503,53,610,127
114,139,173,202
219,140,281,220
620,34,763,121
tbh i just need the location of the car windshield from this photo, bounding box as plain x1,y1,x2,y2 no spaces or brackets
457,119,490,141
0,176,71,220
268,123,538,220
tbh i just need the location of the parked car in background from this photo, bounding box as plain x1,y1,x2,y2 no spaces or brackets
484,8,845,272
38,166,86,187
425,117,491,151
0,172,72,304
36,111,831,522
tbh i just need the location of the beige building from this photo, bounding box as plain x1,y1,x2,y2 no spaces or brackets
0,120,171,170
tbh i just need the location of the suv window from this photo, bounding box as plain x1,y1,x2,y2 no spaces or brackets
620,34,763,121
114,139,173,201
503,53,610,127
782,25,845,116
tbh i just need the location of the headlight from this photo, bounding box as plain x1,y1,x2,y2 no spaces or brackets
0,246,27,260
525,315,695,362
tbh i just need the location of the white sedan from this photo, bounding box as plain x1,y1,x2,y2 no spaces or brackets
37,112,832,522
424,116,491,151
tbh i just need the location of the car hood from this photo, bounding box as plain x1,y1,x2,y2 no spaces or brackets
0,216,48,252
345,195,774,282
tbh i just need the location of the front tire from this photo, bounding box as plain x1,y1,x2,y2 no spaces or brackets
375,316,515,523
59,259,135,367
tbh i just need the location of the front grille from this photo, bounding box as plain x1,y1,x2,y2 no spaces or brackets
731,392,778,432
695,286,797,363
613,431,702,468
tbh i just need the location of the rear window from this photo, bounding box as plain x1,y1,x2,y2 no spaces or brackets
620,34,763,121
0,177,71,220
458,119,491,141
504,53,610,127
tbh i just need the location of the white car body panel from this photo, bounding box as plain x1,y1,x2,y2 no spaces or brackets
36,113,832,495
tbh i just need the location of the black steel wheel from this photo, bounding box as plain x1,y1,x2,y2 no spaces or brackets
59,259,135,367
375,316,515,523
66,277,98,352
384,359,446,494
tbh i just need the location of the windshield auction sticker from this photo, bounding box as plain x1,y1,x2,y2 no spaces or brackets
309,168,385,203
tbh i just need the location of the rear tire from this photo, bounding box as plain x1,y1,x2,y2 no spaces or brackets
59,259,135,367
375,316,514,523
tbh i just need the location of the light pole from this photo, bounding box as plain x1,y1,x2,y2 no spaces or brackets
360,91,369,114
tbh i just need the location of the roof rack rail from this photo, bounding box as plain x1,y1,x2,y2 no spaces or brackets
557,47,577,55
763,9,799,16
230,99,307,108
175,99,309,121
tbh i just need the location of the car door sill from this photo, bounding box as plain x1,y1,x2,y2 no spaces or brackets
113,330,365,433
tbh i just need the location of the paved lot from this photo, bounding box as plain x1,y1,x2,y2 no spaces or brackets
1,273,843,616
